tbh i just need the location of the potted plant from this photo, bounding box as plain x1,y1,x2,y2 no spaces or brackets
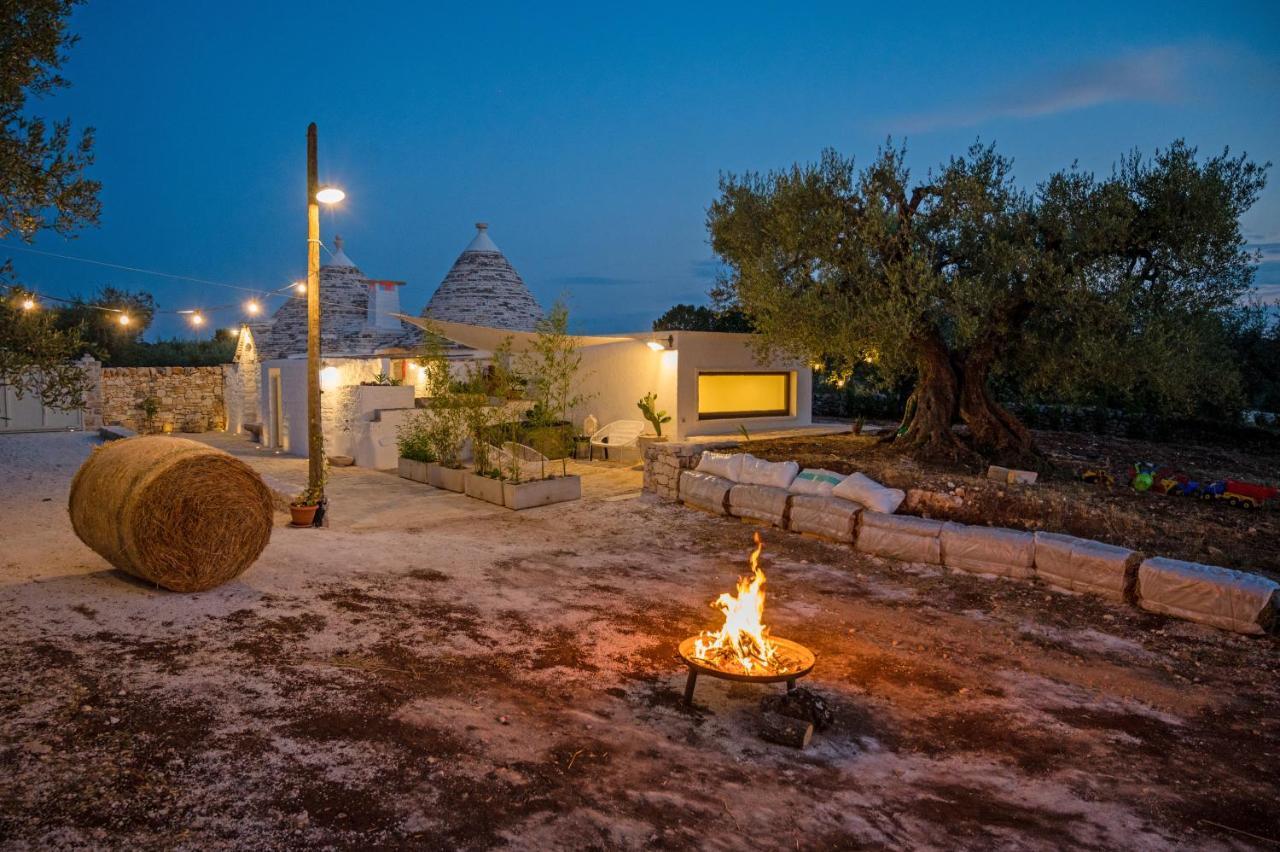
461,355,508,506
289,485,323,527
636,392,671,453
415,333,470,492
395,411,435,483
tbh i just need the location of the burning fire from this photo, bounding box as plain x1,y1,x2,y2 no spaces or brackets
691,532,793,675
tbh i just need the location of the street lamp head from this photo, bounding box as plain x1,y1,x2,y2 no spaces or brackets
315,186,345,205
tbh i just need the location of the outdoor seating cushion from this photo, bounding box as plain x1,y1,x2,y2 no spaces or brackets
832,472,906,514
789,468,847,497
728,483,791,527
856,511,943,564
1137,556,1279,635
737,455,800,489
1034,532,1140,601
787,494,861,543
941,522,1035,579
679,469,732,515
696,451,746,482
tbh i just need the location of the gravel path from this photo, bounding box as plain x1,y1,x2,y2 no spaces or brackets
1,431,1276,850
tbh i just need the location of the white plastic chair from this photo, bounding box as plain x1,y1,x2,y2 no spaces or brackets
589,419,647,460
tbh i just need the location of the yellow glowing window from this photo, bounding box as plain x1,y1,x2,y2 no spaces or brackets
697,372,791,419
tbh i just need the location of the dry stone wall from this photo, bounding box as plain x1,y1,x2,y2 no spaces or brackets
99,365,227,433
643,440,738,501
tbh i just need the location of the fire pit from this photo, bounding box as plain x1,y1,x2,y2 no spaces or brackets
679,532,816,705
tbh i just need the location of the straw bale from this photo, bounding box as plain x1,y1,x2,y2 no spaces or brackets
69,437,274,592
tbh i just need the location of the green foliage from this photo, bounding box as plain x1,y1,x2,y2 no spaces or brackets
709,140,1270,457
514,301,592,461
636,392,671,436
106,333,236,367
363,372,401,386
51,286,154,364
411,330,467,467
1,0,99,408
395,407,437,463
652,304,753,332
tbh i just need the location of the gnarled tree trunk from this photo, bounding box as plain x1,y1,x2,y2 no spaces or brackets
957,352,1038,466
894,333,972,461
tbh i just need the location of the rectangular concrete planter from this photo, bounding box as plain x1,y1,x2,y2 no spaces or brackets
464,472,506,505
398,458,429,483
427,463,467,492
502,475,582,510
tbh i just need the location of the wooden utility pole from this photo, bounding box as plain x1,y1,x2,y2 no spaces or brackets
306,123,324,510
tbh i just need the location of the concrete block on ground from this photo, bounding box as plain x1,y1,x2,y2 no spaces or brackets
1137,557,1279,635
679,470,732,515
787,495,862,543
856,512,943,564
728,483,791,527
1034,532,1140,601
941,523,1035,579
98,425,136,441
986,465,1011,482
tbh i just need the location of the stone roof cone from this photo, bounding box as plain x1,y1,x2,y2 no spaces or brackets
249,235,421,358
422,223,543,331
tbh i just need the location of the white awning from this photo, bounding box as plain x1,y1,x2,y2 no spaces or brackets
393,315,635,353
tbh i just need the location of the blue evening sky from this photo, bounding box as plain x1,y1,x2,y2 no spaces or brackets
8,1,1280,336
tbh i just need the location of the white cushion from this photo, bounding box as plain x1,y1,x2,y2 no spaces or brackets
738,454,800,489
696,451,745,482
789,468,846,496
832,471,905,514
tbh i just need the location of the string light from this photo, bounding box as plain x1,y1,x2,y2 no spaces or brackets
293,281,306,294
189,312,205,327
245,299,261,315
21,297,36,311
118,313,131,326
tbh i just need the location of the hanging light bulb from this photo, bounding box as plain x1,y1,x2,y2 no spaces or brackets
293,281,306,294
190,312,205,327
118,313,131,326
21,297,36,311
245,299,261,315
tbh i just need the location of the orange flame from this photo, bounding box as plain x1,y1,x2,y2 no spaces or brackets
691,532,781,674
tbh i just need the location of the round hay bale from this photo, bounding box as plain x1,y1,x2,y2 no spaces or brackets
69,436,274,592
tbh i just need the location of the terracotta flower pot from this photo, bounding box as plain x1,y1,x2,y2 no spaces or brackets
289,504,318,527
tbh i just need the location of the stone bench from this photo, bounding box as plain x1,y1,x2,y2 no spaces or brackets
678,470,733,515
787,494,862,543
856,512,943,564
1034,532,1140,602
941,523,1035,579
1137,557,1279,635
728,484,791,527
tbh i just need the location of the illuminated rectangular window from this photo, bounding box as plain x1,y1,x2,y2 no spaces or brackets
697,372,791,419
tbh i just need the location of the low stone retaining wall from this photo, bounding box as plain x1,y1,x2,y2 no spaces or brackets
99,365,228,433
647,442,1279,636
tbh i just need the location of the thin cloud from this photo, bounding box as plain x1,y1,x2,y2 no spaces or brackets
892,45,1201,133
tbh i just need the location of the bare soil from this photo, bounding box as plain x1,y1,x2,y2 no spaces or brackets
747,428,1280,580
1,432,1277,850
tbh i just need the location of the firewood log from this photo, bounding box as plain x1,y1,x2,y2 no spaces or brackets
758,711,813,749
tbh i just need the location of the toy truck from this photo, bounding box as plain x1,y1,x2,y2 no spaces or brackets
1219,480,1279,509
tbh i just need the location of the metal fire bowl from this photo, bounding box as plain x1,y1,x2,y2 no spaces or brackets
677,636,815,705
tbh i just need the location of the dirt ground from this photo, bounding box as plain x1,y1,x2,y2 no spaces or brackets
1,431,1278,850
747,428,1280,581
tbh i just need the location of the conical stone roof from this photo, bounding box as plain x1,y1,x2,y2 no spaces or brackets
253,236,422,359
422,223,542,331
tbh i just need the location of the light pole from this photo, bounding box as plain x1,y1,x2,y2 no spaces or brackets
305,122,345,525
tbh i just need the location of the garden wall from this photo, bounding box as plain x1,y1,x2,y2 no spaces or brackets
96,364,229,433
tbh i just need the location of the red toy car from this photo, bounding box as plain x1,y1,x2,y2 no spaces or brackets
1220,480,1279,509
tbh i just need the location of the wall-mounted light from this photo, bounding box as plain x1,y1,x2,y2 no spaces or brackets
647,334,675,352
320,365,341,391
